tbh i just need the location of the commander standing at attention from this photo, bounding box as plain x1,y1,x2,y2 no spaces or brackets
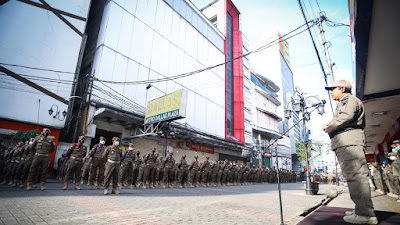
323,80,377,225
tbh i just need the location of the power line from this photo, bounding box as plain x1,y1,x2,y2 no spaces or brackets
94,19,318,85
0,72,75,84
297,0,334,115
0,62,76,74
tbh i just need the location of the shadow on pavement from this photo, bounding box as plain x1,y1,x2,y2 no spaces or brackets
296,206,400,225
0,180,318,198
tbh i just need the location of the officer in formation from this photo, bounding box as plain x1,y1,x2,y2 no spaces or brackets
372,140,400,197
63,136,87,190
1,133,302,193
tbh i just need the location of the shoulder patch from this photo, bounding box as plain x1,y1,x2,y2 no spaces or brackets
341,97,349,106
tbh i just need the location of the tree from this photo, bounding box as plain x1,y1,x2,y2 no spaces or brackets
11,129,41,142
296,141,323,166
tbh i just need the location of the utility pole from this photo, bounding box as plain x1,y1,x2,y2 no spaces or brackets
317,14,335,84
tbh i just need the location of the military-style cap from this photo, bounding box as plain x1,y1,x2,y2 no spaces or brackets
325,80,352,91
18,142,24,145
151,147,156,152
99,136,106,140
206,156,209,159
194,155,198,159
388,152,397,157
391,144,396,148
78,136,85,140
182,154,186,158
129,143,134,147
393,140,400,144
112,137,120,141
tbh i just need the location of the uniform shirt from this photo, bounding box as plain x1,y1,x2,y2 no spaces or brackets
25,144,36,160
66,144,87,159
122,151,134,163
90,144,106,159
32,138,56,154
177,159,188,169
103,145,122,162
133,155,143,166
11,147,23,161
202,161,210,170
145,153,157,165
190,160,199,170
164,156,175,168
325,94,365,150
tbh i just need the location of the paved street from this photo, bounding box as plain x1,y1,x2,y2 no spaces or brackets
0,181,337,225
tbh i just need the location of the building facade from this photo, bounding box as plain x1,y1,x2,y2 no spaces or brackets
250,34,301,170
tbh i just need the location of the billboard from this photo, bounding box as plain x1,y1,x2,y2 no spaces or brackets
144,90,188,124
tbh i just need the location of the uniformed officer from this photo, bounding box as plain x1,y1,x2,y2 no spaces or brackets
88,136,106,189
155,156,164,187
163,151,175,188
119,144,135,189
323,80,377,224
137,154,147,187
132,151,142,188
177,155,188,188
26,128,55,190
103,137,122,195
201,157,210,187
63,136,87,190
189,156,200,187
143,148,157,189
9,142,24,187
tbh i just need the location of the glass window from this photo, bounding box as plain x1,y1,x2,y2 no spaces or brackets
226,13,234,136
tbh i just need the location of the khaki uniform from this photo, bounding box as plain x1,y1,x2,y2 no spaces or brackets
143,153,157,187
103,145,122,189
132,154,142,187
189,160,200,187
88,144,106,186
163,156,175,187
27,138,55,185
201,160,210,185
177,158,188,187
64,144,87,184
119,151,135,187
325,94,374,217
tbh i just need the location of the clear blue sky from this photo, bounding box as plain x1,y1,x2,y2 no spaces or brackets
191,0,352,142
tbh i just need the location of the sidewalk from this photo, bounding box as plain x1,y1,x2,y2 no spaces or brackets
295,185,400,225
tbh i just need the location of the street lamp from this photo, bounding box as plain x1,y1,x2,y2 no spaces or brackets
158,123,176,157
285,87,326,195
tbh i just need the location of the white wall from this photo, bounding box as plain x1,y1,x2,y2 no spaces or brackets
91,0,226,137
0,0,91,128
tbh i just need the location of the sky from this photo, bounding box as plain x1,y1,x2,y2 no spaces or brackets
190,0,353,144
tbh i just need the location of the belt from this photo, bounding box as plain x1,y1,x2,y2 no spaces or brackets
71,156,82,161
35,153,49,157
329,126,362,138
108,159,120,164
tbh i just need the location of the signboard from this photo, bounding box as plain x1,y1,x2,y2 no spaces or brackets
187,142,214,154
144,90,188,124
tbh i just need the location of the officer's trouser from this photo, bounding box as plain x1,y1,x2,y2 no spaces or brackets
27,155,50,184
65,159,83,184
156,168,163,183
104,161,120,189
89,158,105,186
138,167,145,183
132,164,139,185
119,162,133,185
20,160,32,183
178,168,188,184
164,167,173,184
217,171,223,184
190,169,198,184
144,163,154,185
201,169,209,183
335,146,375,217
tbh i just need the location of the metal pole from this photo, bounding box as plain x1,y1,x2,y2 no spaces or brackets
334,154,339,186
275,144,285,225
317,15,335,84
303,97,312,195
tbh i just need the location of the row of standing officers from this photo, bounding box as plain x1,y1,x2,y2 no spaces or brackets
1,128,299,195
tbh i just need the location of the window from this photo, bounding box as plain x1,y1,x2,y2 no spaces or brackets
226,13,234,136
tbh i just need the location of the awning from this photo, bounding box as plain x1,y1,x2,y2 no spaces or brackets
256,107,282,121
252,125,281,139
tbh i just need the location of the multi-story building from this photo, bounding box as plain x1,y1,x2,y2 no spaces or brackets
0,0,92,168
250,33,301,170
76,0,248,163
250,71,282,168
242,35,253,147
